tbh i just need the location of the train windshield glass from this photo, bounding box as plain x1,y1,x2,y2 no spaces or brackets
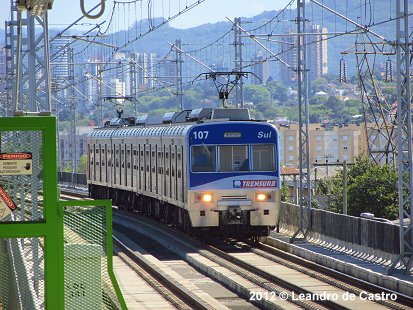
191,145,216,172
252,144,275,171
191,144,276,173
218,145,249,172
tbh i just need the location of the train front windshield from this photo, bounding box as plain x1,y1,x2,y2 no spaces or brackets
191,144,275,172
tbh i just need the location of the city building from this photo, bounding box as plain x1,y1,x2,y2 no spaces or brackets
250,50,270,85
50,38,71,94
83,57,104,103
273,122,368,168
279,24,328,85
59,126,94,170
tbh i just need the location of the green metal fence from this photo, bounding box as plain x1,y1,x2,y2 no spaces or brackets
60,199,126,310
0,117,125,309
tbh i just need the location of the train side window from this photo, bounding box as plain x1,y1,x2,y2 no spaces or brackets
191,146,216,172
252,144,275,171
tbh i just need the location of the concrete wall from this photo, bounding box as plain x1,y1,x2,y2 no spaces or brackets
278,202,402,263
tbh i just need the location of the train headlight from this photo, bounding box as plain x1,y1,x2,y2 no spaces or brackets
257,193,267,201
201,193,213,203
195,193,213,203
256,193,272,202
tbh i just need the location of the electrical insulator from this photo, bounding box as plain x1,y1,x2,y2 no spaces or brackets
385,58,393,82
339,58,347,83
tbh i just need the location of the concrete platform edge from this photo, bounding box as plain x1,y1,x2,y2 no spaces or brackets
264,234,413,297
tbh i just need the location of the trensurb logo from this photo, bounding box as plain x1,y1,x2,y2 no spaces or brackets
233,180,242,188
233,180,277,188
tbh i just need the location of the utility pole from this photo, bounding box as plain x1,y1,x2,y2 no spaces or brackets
129,60,137,98
233,17,244,107
343,160,347,215
175,39,184,111
10,1,52,115
68,47,77,187
389,0,413,275
292,0,311,241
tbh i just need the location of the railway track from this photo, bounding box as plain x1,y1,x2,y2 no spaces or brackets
62,190,413,309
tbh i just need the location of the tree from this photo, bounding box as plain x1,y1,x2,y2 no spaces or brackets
77,154,87,173
280,181,290,202
327,157,399,219
243,84,271,104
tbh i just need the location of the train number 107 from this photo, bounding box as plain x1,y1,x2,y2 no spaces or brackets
193,131,209,139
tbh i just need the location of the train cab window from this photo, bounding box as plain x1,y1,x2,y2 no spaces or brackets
191,146,216,172
252,144,275,171
218,145,248,172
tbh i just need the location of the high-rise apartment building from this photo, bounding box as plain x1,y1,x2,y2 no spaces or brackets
250,50,270,85
274,123,367,167
133,52,157,89
279,24,328,85
50,38,71,85
83,57,104,103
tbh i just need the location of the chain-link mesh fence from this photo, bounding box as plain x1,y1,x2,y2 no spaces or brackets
63,204,122,310
0,237,45,310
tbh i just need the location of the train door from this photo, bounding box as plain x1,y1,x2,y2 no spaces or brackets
163,145,167,198
95,144,100,183
131,144,135,189
155,144,158,195
125,144,130,188
87,144,91,181
138,144,142,191
145,144,149,192
93,144,96,181
150,145,155,193
178,145,184,204
96,144,102,183
108,144,112,187
102,143,108,184
175,145,179,201
166,145,171,199
114,145,118,186
176,146,182,201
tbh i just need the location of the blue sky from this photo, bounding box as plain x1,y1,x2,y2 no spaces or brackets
0,0,291,29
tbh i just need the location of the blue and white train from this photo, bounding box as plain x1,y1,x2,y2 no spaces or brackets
87,108,280,238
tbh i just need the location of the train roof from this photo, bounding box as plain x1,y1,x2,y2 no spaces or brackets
103,108,251,127
88,108,273,139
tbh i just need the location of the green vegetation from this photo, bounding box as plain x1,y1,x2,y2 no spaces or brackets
319,157,401,220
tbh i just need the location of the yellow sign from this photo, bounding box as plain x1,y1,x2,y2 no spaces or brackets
0,152,32,175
